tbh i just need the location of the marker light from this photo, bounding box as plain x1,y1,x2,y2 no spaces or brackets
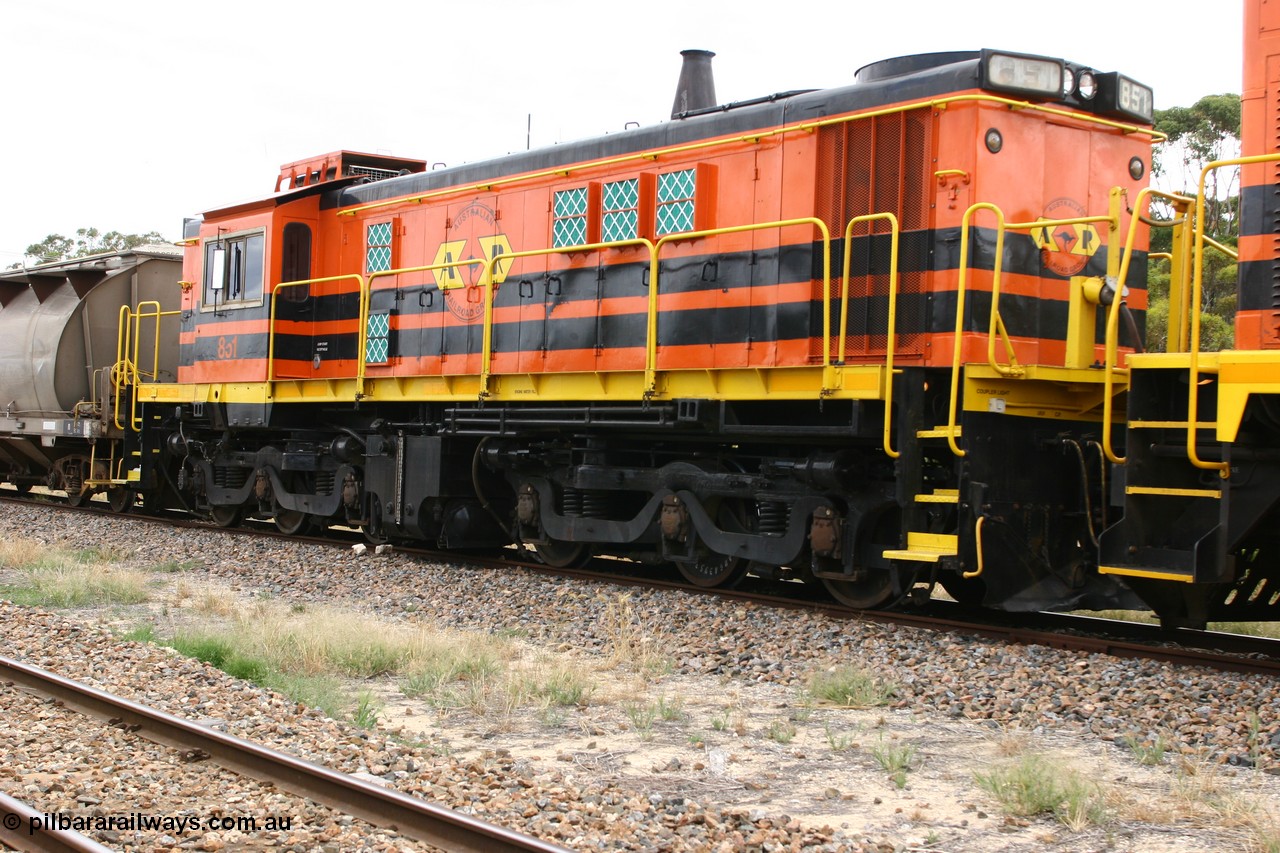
1077,70,1098,100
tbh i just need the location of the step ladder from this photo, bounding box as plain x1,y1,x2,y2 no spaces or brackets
1097,416,1226,584
880,420,962,563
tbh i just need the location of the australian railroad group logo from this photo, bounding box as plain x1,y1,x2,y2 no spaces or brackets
430,202,514,322
1032,197,1100,277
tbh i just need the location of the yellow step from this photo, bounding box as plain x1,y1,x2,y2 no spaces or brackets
1127,420,1217,430
1098,565,1194,584
914,489,959,504
1125,486,1222,499
916,426,961,440
883,532,958,563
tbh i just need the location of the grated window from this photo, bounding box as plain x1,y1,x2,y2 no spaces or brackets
602,179,640,242
553,187,589,248
366,222,393,273
365,311,390,364
656,169,696,235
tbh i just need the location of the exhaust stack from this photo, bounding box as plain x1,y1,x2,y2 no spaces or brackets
671,49,717,119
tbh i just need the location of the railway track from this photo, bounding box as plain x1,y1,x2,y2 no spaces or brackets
0,655,567,853
0,788,113,853
5,492,1280,679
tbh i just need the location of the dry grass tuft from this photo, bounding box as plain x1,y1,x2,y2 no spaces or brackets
0,537,152,606
599,592,672,677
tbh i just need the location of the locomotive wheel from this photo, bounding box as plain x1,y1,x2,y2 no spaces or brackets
108,488,134,514
209,505,244,528
361,499,389,545
274,508,311,535
528,539,589,568
676,499,749,588
679,551,747,588
822,507,909,609
824,570,906,609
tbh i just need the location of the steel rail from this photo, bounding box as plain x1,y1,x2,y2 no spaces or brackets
0,790,114,853
5,492,1280,677
0,657,568,853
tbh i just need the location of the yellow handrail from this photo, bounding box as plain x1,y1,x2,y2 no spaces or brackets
112,301,180,431
458,239,655,397
945,203,1005,456
1186,154,1280,477
964,515,986,579
128,302,183,427
1100,187,1195,463
653,217,832,387
338,95,1162,219
131,301,181,382
994,213,1117,376
838,213,901,457
112,305,134,431
363,259,488,389
947,203,1121,457
266,275,366,391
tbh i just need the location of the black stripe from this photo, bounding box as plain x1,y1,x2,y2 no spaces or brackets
1237,259,1280,311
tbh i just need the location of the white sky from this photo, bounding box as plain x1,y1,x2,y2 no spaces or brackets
0,0,1243,266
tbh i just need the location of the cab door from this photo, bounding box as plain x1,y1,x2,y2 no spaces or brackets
271,220,316,379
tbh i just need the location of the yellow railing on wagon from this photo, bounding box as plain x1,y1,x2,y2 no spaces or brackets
113,300,181,431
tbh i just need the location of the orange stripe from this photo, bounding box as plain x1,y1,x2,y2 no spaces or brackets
192,318,270,336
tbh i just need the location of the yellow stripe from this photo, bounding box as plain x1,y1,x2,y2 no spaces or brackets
1127,420,1217,430
1126,486,1222,499
916,427,962,439
915,489,960,504
1098,565,1195,583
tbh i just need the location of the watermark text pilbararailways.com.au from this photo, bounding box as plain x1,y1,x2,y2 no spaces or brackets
3,809,293,835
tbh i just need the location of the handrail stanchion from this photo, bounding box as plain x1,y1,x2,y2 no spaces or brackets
267,275,367,394
1186,153,1280,477
839,213,901,458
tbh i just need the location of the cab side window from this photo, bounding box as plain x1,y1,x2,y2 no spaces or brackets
203,231,265,309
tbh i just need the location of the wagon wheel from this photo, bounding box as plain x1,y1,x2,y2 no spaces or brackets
528,538,589,568
677,499,749,588
822,508,914,609
274,507,311,536
108,488,134,514
66,489,92,508
208,504,244,528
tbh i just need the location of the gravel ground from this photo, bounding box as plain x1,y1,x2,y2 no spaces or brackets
1,501,1279,852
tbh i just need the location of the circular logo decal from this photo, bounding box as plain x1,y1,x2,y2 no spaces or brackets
1033,197,1099,277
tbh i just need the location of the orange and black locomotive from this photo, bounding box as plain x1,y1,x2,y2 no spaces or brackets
5,11,1280,628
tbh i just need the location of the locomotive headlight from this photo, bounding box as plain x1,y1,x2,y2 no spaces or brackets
1062,67,1076,98
1076,70,1098,100
981,49,1064,99
1129,157,1145,180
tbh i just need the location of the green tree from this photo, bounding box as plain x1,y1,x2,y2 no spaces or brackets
22,227,170,265
1146,93,1241,351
